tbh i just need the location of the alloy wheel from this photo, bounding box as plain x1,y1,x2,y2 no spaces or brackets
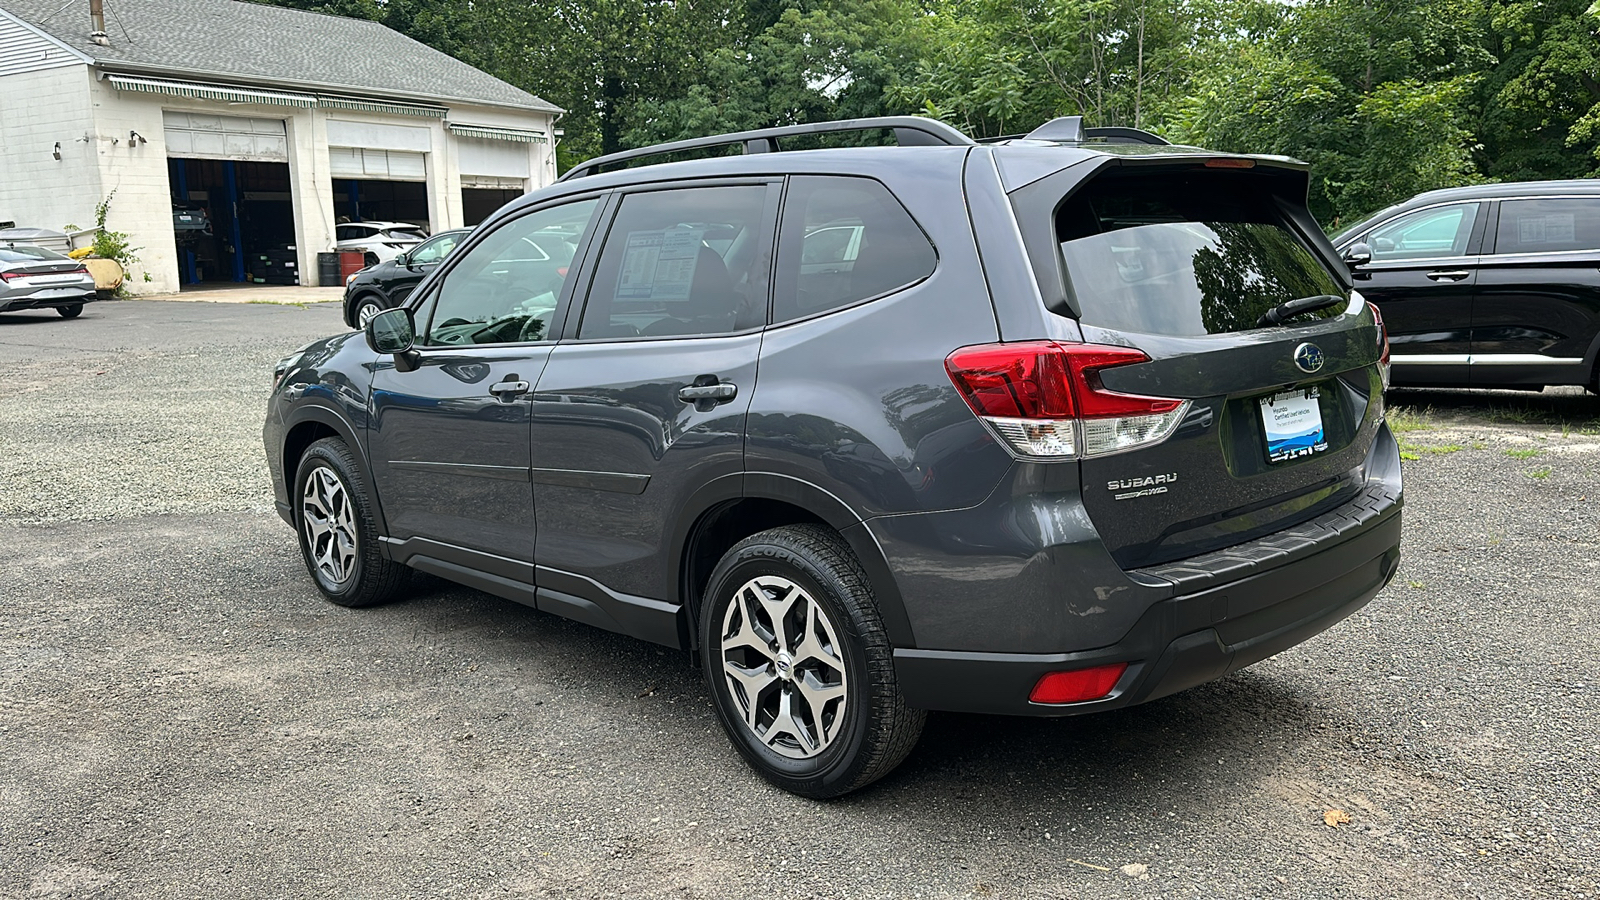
300,465,358,587
356,302,381,327
718,575,849,759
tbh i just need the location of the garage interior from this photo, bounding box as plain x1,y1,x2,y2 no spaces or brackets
165,112,299,287
329,146,430,230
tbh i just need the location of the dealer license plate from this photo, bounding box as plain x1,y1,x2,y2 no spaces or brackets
1259,387,1328,464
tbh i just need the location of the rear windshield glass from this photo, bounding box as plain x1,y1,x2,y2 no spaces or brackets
1056,171,1344,336
0,246,66,262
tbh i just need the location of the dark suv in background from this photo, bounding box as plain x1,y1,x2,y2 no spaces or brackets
265,116,1402,797
1335,180,1600,391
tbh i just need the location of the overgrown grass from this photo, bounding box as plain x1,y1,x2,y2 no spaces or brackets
1505,448,1541,459
1386,406,1437,433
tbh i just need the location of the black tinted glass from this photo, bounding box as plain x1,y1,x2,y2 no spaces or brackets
421,198,598,346
580,186,770,339
773,176,936,324
1368,202,1478,260
1056,172,1344,336
1495,198,1600,255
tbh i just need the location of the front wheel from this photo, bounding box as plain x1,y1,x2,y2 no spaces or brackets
353,296,385,328
293,437,409,607
57,304,83,319
700,525,925,798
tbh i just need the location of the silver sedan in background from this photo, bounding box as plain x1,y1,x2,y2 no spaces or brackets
0,244,97,318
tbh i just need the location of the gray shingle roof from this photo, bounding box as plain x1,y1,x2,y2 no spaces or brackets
0,0,561,112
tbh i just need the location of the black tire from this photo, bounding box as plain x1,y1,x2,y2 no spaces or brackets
57,304,83,319
351,295,385,329
700,524,925,798
292,437,409,607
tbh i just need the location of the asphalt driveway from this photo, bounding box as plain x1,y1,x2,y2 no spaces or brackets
2,300,1597,899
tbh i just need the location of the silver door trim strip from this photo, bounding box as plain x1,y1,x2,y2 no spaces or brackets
388,460,531,482
1391,354,1582,367
530,467,650,494
1468,354,1584,366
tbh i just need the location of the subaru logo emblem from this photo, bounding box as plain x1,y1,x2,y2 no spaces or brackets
1293,342,1325,374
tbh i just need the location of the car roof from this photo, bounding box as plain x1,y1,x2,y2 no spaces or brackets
1334,178,1600,245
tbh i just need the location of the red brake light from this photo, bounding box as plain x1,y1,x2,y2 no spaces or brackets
1368,302,1391,388
1204,158,1255,169
942,341,1073,418
1030,663,1129,704
1,266,87,282
945,342,1190,458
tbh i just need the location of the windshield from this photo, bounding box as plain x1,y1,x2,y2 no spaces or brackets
1056,171,1345,336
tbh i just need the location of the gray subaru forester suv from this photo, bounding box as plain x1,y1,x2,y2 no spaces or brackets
264,116,1402,798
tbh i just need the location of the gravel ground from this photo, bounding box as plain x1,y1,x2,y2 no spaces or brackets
2,301,1598,899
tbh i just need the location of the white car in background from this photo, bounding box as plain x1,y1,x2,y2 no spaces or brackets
334,221,428,266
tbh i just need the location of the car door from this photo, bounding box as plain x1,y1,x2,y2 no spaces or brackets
365,197,605,590
1350,200,1485,385
1470,196,1600,388
529,180,779,641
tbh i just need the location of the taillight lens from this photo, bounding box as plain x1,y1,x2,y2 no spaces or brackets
1368,301,1391,389
1030,662,1129,704
945,341,1190,459
2,266,89,282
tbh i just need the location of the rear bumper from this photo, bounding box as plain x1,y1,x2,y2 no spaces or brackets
894,501,1402,716
0,288,96,311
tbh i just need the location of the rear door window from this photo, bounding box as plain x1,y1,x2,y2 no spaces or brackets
1056,171,1344,336
1493,198,1600,255
1368,202,1479,261
578,185,772,339
772,176,936,324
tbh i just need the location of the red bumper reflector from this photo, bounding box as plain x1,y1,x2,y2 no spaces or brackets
1030,662,1129,704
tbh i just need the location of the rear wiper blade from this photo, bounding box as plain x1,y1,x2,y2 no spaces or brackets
1256,294,1345,328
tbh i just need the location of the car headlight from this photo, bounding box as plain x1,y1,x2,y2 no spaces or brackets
345,272,359,285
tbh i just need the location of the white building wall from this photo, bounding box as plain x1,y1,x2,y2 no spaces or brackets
450,104,557,194
4,63,557,293
84,76,183,293
0,65,104,241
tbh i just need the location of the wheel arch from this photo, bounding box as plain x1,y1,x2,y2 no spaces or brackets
281,405,388,535
346,289,388,328
672,472,916,652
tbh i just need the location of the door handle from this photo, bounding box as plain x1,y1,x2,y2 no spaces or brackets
1426,270,1471,282
678,377,738,410
488,379,530,401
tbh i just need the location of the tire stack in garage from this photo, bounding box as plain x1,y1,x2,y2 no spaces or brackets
248,244,300,285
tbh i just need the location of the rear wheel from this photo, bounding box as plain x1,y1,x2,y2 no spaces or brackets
57,304,83,319
700,525,924,798
293,437,409,607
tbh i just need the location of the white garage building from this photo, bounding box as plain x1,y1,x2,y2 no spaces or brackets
0,0,561,292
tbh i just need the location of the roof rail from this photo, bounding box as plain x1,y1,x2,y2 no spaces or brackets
558,116,976,181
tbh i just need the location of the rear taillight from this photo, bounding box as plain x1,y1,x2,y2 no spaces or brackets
1369,302,1391,389
945,341,1190,459
1,266,88,282
1030,662,1129,704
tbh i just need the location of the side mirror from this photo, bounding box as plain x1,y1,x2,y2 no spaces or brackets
395,252,410,269
1343,241,1373,268
365,307,421,372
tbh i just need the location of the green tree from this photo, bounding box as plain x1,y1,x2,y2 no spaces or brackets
1172,0,1491,227
897,0,1255,138
1482,0,1600,177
